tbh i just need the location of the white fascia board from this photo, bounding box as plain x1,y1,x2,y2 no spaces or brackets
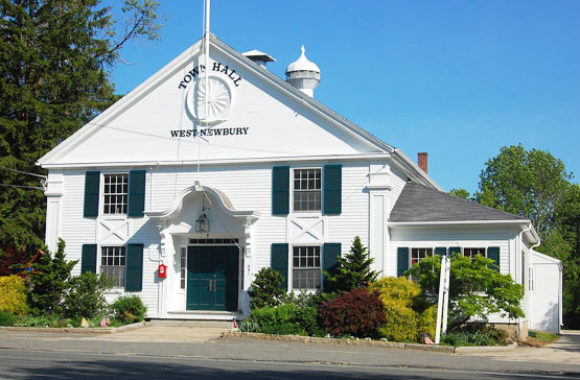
209,35,394,154
389,220,530,227
389,149,442,191
36,40,204,167
40,153,392,170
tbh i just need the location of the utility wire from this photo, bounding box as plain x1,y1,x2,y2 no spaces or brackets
0,165,47,179
0,183,44,190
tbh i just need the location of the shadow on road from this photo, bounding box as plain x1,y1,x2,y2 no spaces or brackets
12,358,580,380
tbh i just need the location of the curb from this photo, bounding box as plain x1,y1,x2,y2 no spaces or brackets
221,331,518,353
0,321,146,335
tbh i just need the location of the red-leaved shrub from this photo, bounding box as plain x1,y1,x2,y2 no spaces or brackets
319,288,386,339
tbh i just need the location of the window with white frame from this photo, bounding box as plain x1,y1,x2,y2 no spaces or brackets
463,247,486,259
293,168,321,211
180,247,186,290
411,248,433,266
292,246,321,289
100,246,126,287
103,173,128,214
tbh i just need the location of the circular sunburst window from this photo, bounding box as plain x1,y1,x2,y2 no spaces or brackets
186,75,233,123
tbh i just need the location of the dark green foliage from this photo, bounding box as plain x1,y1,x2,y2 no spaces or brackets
442,325,508,346
449,188,471,200
0,311,17,326
477,144,571,235
27,239,77,313
242,303,316,336
0,0,163,257
64,272,113,319
111,295,147,324
319,288,386,339
323,237,378,293
248,267,285,309
406,253,524,329
476,145,580,328
241,292,324,336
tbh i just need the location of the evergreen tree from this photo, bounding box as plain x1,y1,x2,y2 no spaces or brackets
27,239,77,313
0,0,162,256
323,236,379,293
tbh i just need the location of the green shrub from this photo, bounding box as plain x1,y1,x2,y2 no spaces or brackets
64,272,113,319
248,268,285,309
16,313,62,327
111,296,147,324
443,325,508,346
26,240,77,314
0,311,17,326
245,302,319,336
319,288,386,339
417,305,438,341
0,275,29,314
370,277,430,341
323,237,378,294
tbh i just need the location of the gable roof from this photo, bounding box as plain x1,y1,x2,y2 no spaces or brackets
390,182,528,223
36,33,440,190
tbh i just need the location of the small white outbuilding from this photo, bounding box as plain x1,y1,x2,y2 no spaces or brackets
529,250,563,333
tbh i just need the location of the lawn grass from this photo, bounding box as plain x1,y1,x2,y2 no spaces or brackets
523,330,560,347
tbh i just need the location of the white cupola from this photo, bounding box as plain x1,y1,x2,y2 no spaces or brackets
285,45,320,97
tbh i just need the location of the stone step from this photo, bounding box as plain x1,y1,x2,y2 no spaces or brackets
145,319,234,329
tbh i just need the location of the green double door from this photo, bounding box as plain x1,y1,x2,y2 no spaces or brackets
186,246,238,311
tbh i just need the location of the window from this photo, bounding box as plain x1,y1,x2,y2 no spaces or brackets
463,247,486,259
103,174,128,214
100,246,126,287
293,168,321,211
180,247,186,290
292,246,321,289
411,248,433,266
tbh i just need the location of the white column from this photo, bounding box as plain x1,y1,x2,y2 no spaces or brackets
367,164,392,276
44,171,64,252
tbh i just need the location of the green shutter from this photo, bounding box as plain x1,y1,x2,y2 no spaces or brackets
397,247,410,277
125,244,144,292
272,166,289,215
435,247,447,257
322,243,341,290
323,165,342,214
487,246,500,272
128,170,146,217
271,243,289,290
84,171,100,217
449,247,462,257
81,244,97,274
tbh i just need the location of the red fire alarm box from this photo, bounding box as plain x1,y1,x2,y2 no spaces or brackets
158,263,167,278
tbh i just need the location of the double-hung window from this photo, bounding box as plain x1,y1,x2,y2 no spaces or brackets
463,247,486,259
292,246,321,290
103,174,128,215
100,246,126,287
411,248,433,266
293,168,321,212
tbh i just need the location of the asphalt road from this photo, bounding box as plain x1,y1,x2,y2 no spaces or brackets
0,330,578,379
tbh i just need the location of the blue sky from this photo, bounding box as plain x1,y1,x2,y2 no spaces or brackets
108,1,579,194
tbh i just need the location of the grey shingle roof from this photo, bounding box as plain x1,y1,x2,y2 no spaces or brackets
390,182,527,222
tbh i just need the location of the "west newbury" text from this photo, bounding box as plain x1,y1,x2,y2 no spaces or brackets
170,127,249,138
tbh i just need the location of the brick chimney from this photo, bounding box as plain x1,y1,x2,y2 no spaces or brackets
418,152,428,174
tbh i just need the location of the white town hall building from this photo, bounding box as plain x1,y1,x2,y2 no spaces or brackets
37,33,561,333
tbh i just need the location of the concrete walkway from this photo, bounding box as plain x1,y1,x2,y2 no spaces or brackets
91,323,229,343
460,330,580,365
